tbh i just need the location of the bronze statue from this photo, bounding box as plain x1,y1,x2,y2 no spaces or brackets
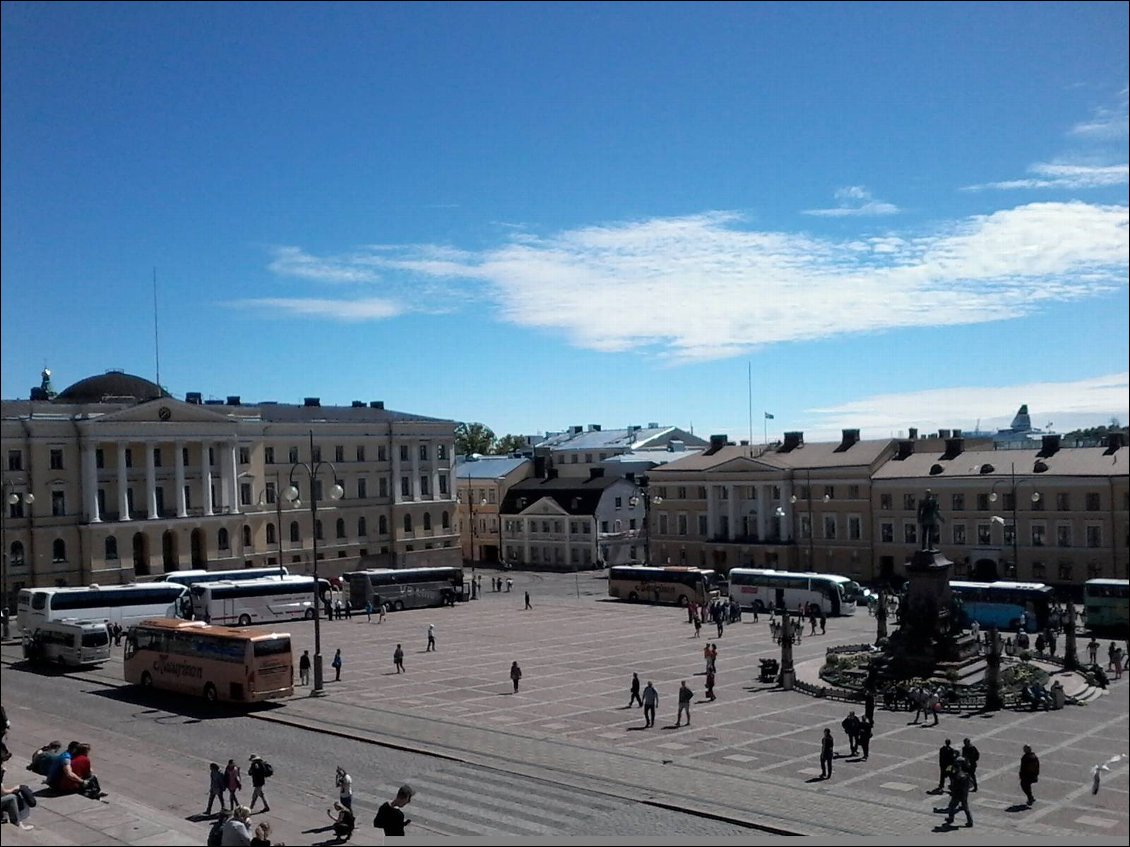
916,489,944,550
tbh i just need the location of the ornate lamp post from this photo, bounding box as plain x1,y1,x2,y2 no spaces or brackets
284,431,343,694
257,470,286,579
984,626,1003,711
2,485,35,639
989,463,1041,581
629,474,663,565
775,608,796,689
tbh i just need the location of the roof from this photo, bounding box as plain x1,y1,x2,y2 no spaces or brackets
537,426,707,452
650,439,896,474
55,371,167,404
501,475,622,515
454,456,531,480
253,404,452,424
872,444,1128,480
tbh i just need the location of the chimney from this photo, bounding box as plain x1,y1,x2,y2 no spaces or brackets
303,397,320,407
669,439,685,452
589,424,601,432
781,431,804,452
739,440,749,446
938,428,951,439
369,401,384,409
1105,432,1126,454
589,467,605,480
953,428,963,437
1038,434,1061,457
351,401,365,408
534,456,547,478
942,437,965,460
895,439,915,460
835,428,860,452
546,467,558,480
226,396,241,406
186,392,202,405
571,425,583,435
908,427,919,440
706,434,729,455
648,422,659,429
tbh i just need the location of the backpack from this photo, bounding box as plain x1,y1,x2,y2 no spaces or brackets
261,761,274,778
206,819,225,847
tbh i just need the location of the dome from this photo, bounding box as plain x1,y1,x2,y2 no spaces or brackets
55,371,167,404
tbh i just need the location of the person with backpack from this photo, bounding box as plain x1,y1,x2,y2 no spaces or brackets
373,784,414,836
961,738,981,791
247,755,271,814
332,649,343,681
676,680,693,727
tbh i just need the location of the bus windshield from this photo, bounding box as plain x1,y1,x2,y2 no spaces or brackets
1083,579,1129,636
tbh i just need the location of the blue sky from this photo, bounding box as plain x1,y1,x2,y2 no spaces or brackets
2,2,1127,442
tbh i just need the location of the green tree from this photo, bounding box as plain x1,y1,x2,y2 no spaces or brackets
455,421,495,457
493,434,528,455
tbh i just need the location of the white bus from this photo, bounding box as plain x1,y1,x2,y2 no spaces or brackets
17,583,189,632
344,567,465,611
124,618,294,704
727,569,858,616
164,567,290,589
607,565,722,607
189,575,332,626
22,619,111,667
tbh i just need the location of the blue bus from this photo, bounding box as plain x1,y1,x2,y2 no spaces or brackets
950,580,1053,633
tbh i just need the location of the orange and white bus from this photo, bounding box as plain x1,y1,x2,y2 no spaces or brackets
124,619,294,704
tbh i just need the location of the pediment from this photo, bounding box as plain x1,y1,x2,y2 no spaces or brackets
81,398,241,427
710,456,780,474
518,497,569,517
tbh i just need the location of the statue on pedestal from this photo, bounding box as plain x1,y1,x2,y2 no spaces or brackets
916,489,944,550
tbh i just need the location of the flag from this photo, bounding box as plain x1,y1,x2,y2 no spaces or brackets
764,412,775,420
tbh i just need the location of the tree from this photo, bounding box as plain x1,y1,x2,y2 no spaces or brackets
455,422,495,457
493,434,528,455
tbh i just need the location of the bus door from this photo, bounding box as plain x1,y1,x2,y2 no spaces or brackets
775,587,785,611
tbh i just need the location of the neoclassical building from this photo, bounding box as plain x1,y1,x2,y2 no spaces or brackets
1,370,459,609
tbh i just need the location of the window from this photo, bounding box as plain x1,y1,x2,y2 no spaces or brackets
881,523,894,543
880,494,892,510
976,493,990,511
337,518,347,539
677,487,687,499
848,484,860,500
697,487,707,499
357,517,367,537
420,476,430,496
7,450,22,471
698,514,708,536
423,513,432,531
51,490,66,517
9,496,27,519
1086,525,1102,548
977,523,992,545
441,511,450,529
218,528,230,550
181,447,189,466
266,523,276,544
437,444,447,460
153,447,163,467
401,477,410,497
242,525,252,547
400,445,409,461
904,524,917,544
677,515,688,535
419,444,428,461
800,515,812,540
823,515,837,540
1056,525,1071,548
952,524,966,545
238,447,250,465
105,536,118,560
1056,492,1070,511
902,493,916,510
265,482,277,504
315,520,323,540
50,448,64,470
404,514,413,533
357,478,368,499
615,496,623,509
335,446,345,462
659,514,668,534
377,446,387,462
1057,561,1073,581
1032,561,1046,580
848,516,862,540
719,487,729,500
98,449,106,469
1086,492,1101,511
824,486,834,500
289,447,299,464
951,493,965,511
290,521,301,543
1031,523,1046,547
1087,561,1103,579
378,515,388,535
585,454,593,464
240,483,252,506
10,541,25,566
265,446,275,464
356,445,366,462
439,474,448,495
52,539,66,562
1002,493,1015,511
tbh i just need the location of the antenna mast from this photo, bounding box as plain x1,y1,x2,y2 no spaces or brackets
153,267,161,389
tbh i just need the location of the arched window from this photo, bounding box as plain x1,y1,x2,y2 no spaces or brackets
266,523,277,545
441,511,450,529
315,519,323,541
423,512,432,531
290,521,301,543
105,536,118,560
378,515,388,535
242,525,252,547
357,516,367,537
218,528,230,550
403,514,413,533
10,541,25,565
53,539,66,562
336,518,346,539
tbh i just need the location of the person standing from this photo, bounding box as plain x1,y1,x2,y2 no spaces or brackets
628,672,643,708
960,738,981,791
373,784,414,836
1019,745,1040,805
705,668,716,701
692,614,702,638
676,680,693,727
223,759,242,809
298,650,311,687
426,624,436,652
937,739,957,792
335,766,353,810
864,688,876,725
331,648,343,682
524,591,532,610
642,680,658,728
1088,636,1100,664
206,762,227,816
857,717,873,761
510,661,523,692
819,609,827,635
943,759,973,828
247,755,270,814
394,644,405,673
820,728,834,779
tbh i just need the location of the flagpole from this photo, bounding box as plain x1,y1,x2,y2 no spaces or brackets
747,362,754,457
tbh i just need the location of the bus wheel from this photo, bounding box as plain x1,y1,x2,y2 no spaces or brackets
394,600,405,612
628,591,639,602
238,614,252,626
305,608,315,620
140,671,153,688
203,682,218,703
677,594,689,607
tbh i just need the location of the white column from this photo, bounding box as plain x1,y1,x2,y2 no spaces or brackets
781,481,794,541
145,443,158,519
201,441,213,516
727,484,737,540
174,441,187,517
392,442,402,504
432,465,440,502
83,442,101,523
228,442,240,515
523,520,531,563
117,443,130,521
411,444,421,500
757,484,769,539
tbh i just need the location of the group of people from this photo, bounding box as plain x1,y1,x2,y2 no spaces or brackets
206,754,274,818
26,739,105,799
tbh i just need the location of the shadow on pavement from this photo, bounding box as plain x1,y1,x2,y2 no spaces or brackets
87,684,286,721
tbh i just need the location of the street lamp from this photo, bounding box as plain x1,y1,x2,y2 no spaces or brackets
458,488,486,598
284,431,343,694
256,471,286,579
2,485,35,639
990,463,1041,580
789,470,825,570
629,474,662,566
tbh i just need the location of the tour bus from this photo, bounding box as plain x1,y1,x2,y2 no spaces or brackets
344,567,465,612
164,567,290,589
17,583,188,633
124,618,294,704
1083,578,1130,635
949,580,1053,633
188,575,332,626
727,569,858,616
607,565,721,607
22,618,111,667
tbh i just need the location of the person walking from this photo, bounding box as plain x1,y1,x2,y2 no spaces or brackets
206,762,227,816
928,690,942,726
373,784,414,836
676,680,693,727
642,680,658,727
937,739,957,792
942,759,973,828
820,728,835,779
1019,745,1040,805
331,648,343,682
628,672,643,708
961,738,980,791
426,624,436,652
298,650,311,687
524,591,532,610
247,754,270,814
705,668,716,701
709,642,718,674
510,661,523,693
394,644,405,673
819,609,827,635
335,766,353,810
692,614,702,638
223,759,242,809
857,716,873,760
841,711,861,756
376,596,386,623
864,688,876,725
364,600,373,622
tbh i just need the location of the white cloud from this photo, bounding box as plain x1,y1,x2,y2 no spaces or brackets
802,185,900,217
800,373,1130,443
267,246,382,283
230,297,403,321
1070,87,1129,139
963,162,1128,191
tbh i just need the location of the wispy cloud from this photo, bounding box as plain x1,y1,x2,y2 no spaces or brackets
249,202,1128,358
267,246,382,283
963,162,1128,191
1069,86,1129,139
229,297,404,321
802,185,900,217
801,372,1130,443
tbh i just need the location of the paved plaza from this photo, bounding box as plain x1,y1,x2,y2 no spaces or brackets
2,567,1128,843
